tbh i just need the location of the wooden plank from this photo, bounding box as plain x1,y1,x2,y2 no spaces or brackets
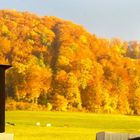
96,132,140,140
0,65,11,133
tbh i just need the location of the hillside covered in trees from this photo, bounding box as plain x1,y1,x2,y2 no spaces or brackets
0,10,140,114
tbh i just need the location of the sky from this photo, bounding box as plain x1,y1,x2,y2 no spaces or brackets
0,0,140,41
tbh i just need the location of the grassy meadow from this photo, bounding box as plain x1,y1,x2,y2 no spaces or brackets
5,111,140,140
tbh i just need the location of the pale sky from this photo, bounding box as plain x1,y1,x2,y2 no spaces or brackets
0,0,140,41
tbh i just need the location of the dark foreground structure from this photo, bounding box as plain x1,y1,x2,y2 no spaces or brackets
0,64,11,133
96,132,140,140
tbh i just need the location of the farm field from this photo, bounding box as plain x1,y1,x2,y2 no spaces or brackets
5,111,140,140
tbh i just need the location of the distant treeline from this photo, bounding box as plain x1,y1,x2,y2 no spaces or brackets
0,10,140,114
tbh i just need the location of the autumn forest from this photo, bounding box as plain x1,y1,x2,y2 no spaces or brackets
0,10,140,115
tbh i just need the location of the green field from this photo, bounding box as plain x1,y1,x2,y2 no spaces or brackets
5,111,140,140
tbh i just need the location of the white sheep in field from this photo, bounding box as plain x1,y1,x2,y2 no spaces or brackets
46,123,52,127
36,122,41,126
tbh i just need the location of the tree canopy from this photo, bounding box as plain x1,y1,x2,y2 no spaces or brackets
0,10,140,114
